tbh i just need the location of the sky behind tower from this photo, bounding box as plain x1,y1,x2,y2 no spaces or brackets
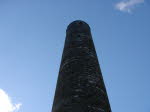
0,0,150,112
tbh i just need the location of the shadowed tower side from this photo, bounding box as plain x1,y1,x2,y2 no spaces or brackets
52,20,111,112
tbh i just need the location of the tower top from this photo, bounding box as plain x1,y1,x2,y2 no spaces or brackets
66,20,91,35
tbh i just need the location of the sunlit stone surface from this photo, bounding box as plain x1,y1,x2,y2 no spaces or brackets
52,20,111,112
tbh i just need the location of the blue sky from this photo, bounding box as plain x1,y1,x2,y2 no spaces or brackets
0,0,150,112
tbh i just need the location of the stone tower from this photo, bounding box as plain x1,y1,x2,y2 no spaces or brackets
52,20,111,112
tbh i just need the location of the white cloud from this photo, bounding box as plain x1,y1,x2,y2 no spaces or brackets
115,0,144,13
0,89,22,112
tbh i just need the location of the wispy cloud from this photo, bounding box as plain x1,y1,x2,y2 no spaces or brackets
0,89,22,112
115,0,144,13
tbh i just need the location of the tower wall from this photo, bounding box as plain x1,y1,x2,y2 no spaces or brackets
52,20,111,112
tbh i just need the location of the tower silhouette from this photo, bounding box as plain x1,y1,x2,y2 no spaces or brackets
52,20,111,112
